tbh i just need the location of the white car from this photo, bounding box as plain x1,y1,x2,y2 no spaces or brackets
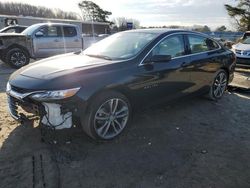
232,37,250,66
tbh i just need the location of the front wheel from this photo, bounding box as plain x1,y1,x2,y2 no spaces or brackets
81,91,131,140
208,69,228,100
6,48,30,69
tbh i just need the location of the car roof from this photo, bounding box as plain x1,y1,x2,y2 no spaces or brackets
124,29,207,36
30,23,77,27
3,25,27,28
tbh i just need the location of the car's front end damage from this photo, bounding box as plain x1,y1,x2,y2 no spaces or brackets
6,82,82,130
5,53,110,130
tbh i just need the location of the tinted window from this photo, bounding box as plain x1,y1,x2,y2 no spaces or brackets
242,37,250,44
188,35,219,54
152,35,185,58
63,26,77,37
5,28,16,33
37,26,61,37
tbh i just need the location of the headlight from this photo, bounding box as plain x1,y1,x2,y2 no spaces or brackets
30,87,80,101
6,82,11,93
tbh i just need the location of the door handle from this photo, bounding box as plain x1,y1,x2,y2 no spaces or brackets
74,39,79,42
54,39,59,42
181,62,190,67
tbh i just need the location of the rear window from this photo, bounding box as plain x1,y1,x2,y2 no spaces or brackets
63,26,77,37
188,35,220,54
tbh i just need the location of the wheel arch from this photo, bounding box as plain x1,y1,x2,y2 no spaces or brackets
220,66,229,79
84,86,135,112
5,44,30,57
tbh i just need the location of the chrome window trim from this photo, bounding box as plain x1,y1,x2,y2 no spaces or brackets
138,32,222,66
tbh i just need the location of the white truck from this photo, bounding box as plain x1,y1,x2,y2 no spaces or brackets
0,23,85,68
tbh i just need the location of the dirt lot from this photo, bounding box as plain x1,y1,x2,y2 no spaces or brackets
0,61,250,188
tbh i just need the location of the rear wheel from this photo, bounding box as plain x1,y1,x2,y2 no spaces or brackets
208,69,228,100
6,48,30,69
81,91,131,140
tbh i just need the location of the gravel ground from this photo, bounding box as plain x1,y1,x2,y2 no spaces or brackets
0,61,250,188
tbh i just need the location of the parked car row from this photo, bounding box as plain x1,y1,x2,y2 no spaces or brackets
211,31,250,67
231,32,250,67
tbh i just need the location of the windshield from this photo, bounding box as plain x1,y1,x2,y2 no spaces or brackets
83,32,159,60
242,37,250,44
0,27,8,32
22,24,40,35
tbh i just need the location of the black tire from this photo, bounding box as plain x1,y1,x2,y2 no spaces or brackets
6,48,30,69
0,54,6,63
208,69,228,100
81,91,132,140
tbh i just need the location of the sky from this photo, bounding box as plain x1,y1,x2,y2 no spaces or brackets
1,0,237,29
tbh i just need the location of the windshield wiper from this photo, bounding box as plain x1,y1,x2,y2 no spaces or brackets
85,54,112,60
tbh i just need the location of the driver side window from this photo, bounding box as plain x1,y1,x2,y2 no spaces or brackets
37,26,61,37
152,35,185,58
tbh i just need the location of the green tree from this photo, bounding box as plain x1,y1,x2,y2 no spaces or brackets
225,0,250,31
78,1,111,22
215,25,227,32
194,25,211,32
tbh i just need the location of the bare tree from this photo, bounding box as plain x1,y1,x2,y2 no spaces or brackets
112,17,140,31
0,2,79,20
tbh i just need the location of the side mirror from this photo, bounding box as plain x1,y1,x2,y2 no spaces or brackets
145,55,172,64
35,31,44,37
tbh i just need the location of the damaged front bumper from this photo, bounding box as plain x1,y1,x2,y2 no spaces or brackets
7,90,41,121
6,85,82,130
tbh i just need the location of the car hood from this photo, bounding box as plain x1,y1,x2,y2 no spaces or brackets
233,43,250,51
0,33,26,37
11,53,110,80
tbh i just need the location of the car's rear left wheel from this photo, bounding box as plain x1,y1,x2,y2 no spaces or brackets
209,69,228,100
81,91,131,140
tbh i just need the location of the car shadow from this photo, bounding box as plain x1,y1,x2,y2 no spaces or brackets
0,92,250,188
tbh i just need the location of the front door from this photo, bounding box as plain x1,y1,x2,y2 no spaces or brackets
33,25,64,58
133,34,194,105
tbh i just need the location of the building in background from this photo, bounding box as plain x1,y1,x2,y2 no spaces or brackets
0,14,110,35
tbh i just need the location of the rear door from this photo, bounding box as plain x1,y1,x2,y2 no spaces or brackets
33,25,64,58
61,26,82,53
185,34,223,93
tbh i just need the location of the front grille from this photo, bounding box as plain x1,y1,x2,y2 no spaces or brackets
235,50,250,56
237,57,250,65
7,95,19,119
235,50,241,54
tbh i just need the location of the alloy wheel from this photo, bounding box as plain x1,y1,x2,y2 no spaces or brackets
213,72,228,98
10,51,27,67
94,98,129,139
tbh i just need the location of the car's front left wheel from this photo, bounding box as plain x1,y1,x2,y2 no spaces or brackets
81,91,131,140
6,48,30,69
